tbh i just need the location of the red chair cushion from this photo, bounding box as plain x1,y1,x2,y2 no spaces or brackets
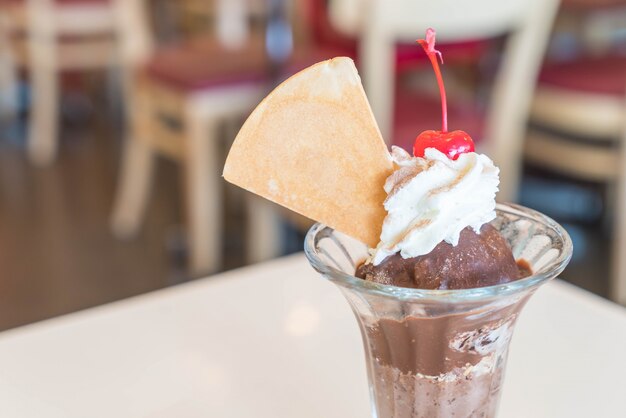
394,40,491,73
393,88,484,153
538,55,626,96
145,36,345,92
145,37,268,91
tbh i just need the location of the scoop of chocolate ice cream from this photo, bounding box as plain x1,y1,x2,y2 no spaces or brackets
356,224,530,290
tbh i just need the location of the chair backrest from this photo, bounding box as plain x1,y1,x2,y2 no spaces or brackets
22,0,116,36
111,0,270,125
113,0,264,71
330,0,529,41
111,0,153,70
328,0,561,201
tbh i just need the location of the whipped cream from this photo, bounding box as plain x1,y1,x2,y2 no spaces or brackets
371,146,499,265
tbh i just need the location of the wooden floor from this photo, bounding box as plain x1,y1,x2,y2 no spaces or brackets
0,89,614,331
0,106,190,331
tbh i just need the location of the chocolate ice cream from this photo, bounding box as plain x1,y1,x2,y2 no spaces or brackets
354,222,532,417
357,224,531,290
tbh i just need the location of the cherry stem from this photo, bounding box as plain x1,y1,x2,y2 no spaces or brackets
417,29,447,133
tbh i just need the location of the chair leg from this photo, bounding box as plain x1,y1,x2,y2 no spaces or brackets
27,63,59,165
110,137,156,239
611,107,626,305
0,39,18,123
613,189,626,305
246,196,283,264
104,65,123,124
184,113,221,276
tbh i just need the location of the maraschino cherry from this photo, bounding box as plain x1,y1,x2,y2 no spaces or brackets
413,29,474,160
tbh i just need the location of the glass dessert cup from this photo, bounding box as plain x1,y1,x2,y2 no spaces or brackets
304,203,572,418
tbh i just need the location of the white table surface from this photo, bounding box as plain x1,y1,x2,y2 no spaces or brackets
0,254,624,418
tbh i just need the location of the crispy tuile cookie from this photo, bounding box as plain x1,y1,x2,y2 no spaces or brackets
223,57,393,246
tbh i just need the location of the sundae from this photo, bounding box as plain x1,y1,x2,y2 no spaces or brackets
223,28,570,418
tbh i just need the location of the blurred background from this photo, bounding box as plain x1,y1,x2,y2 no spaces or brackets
0,0,625,331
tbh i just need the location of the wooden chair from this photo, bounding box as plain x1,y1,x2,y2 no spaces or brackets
110,0,335,275
525,51,626,304
326,0,560,203
0,0,119,165
110,0,260,276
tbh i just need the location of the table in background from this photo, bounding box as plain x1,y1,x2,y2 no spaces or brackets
0,254,624,417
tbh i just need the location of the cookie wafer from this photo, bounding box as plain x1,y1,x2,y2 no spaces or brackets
223,57,392,246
